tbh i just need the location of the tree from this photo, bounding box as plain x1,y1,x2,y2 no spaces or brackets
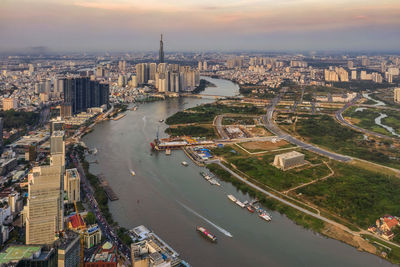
85,211,96,225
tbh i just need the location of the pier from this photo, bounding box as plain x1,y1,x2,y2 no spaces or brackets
98,174,119,201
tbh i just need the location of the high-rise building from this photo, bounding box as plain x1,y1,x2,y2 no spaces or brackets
198,61,202,71
394,88,400,104
159,34,164,64
351,70,357,80
0,118,3,150
203,61,207,71
63,78,109,114
2,98,18,111
149,63,157,81
136,63,149,85
64,168,80,204
26,130,65,245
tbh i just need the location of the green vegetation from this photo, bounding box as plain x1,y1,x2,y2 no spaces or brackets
206,163,325,232
165,125,216,138
85,212,96,225
296,114,400,168
362,234,400,264
0,110,39,130
117,227,133,246
332,81,391,92
192,79,216,94
222,116,255,125
296,161,400,228
211,146,330,191
166,103,264,125
343,107,392,136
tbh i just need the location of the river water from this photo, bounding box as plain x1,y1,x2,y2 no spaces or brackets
84,77,394,267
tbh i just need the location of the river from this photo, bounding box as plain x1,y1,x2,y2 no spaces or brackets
83,77,394,267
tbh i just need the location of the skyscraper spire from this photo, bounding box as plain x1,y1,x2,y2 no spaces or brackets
159,34,164,63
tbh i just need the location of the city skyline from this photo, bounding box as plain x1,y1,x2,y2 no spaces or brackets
1,0,400,53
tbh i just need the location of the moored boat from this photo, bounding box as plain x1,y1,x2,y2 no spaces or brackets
131,170,136,176
181,161,188,166
259,212,272,222
247,206,255,213
227,194,237,202
196,226,217,242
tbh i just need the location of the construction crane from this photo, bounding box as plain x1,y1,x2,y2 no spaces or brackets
74,200,86,267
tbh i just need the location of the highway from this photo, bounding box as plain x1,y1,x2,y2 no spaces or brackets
214,115,229,139
262,96,352,162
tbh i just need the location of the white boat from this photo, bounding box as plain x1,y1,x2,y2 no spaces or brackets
165,149,171,155
259,212,272,222
235,200,246,208
209,179,221,186
227,195,237,202
204,175,211,181
131,171,136,176
181,161,188,166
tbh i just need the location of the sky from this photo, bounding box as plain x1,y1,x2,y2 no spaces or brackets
1,0,400,53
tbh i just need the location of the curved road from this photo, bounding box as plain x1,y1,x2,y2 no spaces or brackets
335,97,394,140
263,96,351,162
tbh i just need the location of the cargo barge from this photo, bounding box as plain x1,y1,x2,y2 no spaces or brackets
196,226,217,242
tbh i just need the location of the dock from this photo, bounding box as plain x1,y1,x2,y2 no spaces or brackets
112,113,126,121
98,174,119,201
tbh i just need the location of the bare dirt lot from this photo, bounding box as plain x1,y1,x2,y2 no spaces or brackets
241,140,290,151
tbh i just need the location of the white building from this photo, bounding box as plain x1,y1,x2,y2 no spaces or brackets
273,151,305,171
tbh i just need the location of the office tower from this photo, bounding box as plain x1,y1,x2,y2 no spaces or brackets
118,75,127,87
198,61,202,71
136,63,149,85
203,61,207,71
159,34,164,63
149,63,157,81
26,148,64,245
57,231,81,267
347,61,354,69
63,78,109,114
157,63,167,73
44,79,51,94
394,88,400,103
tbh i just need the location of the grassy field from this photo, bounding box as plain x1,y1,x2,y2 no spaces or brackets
343,106,393,136
296,114,400,169
166,103,264,125
296,161,400,228
211,146,331,191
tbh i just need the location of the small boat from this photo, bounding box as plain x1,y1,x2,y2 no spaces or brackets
204,175,211,181
247,206,255,213
209,179,221,186
200,172,207,178
131,170,136,176
196,226,217,242
235,200,246,208
227,194,237,202
159,119,164,123
165,149,171,155
259,212,272,222
181,161,188,166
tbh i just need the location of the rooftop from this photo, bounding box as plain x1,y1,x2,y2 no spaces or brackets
276,151,304,159
0,245,42,265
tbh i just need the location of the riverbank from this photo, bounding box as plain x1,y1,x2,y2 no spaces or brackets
82,77,392,267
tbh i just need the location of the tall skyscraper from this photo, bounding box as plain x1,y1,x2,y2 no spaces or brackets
63,78,109,114
159,34,164,64
26,130,65,245
394,88,400,103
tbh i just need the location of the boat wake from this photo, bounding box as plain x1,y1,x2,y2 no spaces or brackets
177,201,233,238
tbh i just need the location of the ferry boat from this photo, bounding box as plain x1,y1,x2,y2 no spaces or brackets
196,226,217,242
259,212,272,222
247,206,255,213
227,194,237,202
131,170,136,176
181,161,188,166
